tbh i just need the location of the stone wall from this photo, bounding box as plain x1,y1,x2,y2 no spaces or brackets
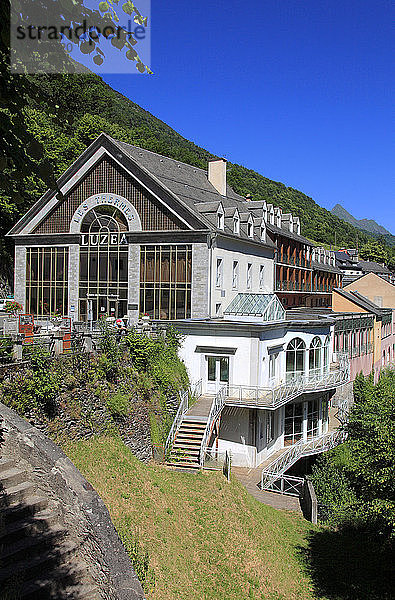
0,401,146,600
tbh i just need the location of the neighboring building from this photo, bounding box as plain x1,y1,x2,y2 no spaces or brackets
9,134,350,470
335,249,393,286
342,272,395,309
332,287,395,379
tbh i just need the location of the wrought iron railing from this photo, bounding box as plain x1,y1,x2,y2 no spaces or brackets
164,378,202,457
261,428,346,491
263,474,304,496
199,384,227,467
225,354,350,410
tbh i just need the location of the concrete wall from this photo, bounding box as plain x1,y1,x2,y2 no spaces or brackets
14,245,26,309
191,243,210,319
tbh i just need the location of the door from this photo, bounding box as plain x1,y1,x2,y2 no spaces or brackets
206,356,229,394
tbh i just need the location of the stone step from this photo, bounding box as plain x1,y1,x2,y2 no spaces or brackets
1,525,67,566
0,457,16,474
0,481,37,506
19,569,95,600
0,509,58,545
0,540,79,584
0,467,27,489
1,495,49,525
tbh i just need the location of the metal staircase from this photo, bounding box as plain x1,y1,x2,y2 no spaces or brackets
166,418,207,469
260,429,346,492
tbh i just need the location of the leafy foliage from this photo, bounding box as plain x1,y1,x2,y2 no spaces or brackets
1,345,59,415
311,369,395,540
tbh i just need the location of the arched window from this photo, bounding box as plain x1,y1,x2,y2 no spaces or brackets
80,206,128,233
309,336,322,374
286,338,306,378
79,206,129,321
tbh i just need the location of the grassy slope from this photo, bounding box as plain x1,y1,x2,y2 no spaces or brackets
65,436,316,600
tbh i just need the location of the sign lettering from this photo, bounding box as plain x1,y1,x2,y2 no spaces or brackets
80,233,128,246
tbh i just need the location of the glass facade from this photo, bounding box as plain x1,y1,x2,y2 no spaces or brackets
140,245,192,320
26,247,68,315
79,207,129,320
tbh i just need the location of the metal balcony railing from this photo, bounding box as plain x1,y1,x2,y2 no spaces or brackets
224,353,350,410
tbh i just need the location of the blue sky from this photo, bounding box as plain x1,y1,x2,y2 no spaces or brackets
101,0,394,233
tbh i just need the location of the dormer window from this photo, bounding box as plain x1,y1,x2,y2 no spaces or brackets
217,205,224,230
268,208,274,225
233,211,240,235
260,222,266,242
247,216,254,238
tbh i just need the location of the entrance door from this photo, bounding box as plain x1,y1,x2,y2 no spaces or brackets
206,356,229,394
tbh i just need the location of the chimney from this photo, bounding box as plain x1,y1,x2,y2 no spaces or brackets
245,193,252,202
208,158,227,196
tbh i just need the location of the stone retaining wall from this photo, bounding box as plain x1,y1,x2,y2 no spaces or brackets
0,402,145,600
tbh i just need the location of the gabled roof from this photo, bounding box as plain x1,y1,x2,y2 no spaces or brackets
8,134,276,249
333,288,391,317
334,252,391,274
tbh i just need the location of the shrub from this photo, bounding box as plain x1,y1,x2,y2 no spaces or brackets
106,392,130,416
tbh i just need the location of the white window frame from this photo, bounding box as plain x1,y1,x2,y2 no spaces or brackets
247,217,254,239
232,260,239,289
246,263,252,289
216,257,223,288
259,264,265,289
233,212,240,235
217,206,224,230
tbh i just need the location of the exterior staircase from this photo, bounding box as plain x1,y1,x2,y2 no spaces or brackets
166,418,207,469
0,457,98,599
166,394,214,470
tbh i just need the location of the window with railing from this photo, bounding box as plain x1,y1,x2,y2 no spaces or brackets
286,338,305,380
309,336,322,375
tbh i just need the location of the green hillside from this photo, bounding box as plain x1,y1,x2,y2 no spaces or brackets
66,436,316,600
65,435,391,600
1,71,385,282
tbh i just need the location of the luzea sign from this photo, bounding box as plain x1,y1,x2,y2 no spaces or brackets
80,232,128,246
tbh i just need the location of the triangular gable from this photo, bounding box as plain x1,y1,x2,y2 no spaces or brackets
8,134,210,236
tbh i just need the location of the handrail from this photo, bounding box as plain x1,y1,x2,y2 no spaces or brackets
225,354,350,410
199,384,227,467
261,429,346,490
164,378,202,456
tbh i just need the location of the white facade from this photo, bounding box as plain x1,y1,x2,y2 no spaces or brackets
178,320,335,467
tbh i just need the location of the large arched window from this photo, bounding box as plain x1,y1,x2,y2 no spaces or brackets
309,336,322,374
80,206,129,234
286,338,306,379
79,206,129,321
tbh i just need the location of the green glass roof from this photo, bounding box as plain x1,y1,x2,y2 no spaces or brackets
224,293,285,321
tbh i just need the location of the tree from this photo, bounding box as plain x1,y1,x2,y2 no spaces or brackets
311,369,395,539
359,241,388,265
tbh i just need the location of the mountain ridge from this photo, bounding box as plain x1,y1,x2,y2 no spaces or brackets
331,203,391,236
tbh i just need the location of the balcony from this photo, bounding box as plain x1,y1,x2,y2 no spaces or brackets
277,256,310,268
275,281,334,294
224,353,350,410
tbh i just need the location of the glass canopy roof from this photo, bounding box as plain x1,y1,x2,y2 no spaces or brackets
224,293,285,322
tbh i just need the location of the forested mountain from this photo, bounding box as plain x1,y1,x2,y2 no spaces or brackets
0,72,390,283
